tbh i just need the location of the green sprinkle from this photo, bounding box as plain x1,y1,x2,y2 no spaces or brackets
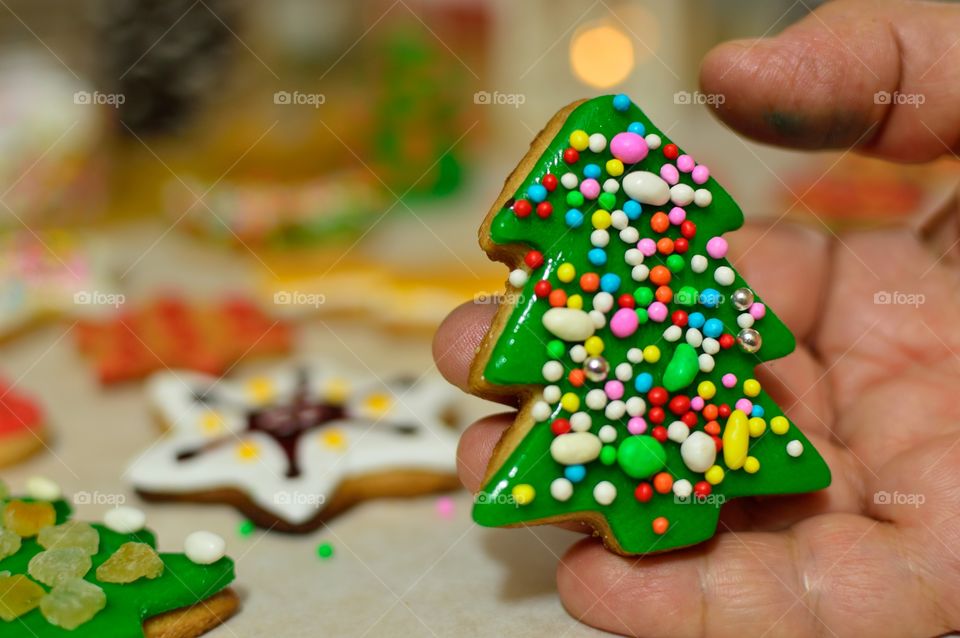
317,542,334,559
666,254,685,273
566,191,584,207
237,520,255,537
547,340,565,359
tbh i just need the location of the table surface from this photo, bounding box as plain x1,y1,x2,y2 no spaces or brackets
0,215,610,638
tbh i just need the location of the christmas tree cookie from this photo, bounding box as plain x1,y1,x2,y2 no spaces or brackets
470,95,831,555
0,483,238,637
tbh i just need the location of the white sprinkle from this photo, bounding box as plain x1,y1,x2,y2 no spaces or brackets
598,424,618,443
570,411,592,432
588,133,607,153
663,325,682,342
604,400,626,420
627,348,644,364
589,310,606,329
104,507,146,534
569,345,587,363
694,188,713,207
670,184,695,207
585,389,608,411
625,396,646,417
561,172,579,190
591,229,610,247
26,477,61,501
593,481,617,505
615,362,633,381
592,292,614,313
603,178,620,194
691,255,708,273
531,401,552,422
543,385,561,403
787,440,804,457
673,479,693,499
685,328,703,348
508,269,528,288
713,266,735,286
619,227,640,244
542,361,563,382
667,421,690,443
624,248,644,266
611,210,629,230
698,353,715,373
645,133,662,150
632,264,650,282
737,313,755,329
702,338,720,355
184,531,226,565
550,478,574,502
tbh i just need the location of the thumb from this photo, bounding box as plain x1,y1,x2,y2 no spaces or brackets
700,0,960,162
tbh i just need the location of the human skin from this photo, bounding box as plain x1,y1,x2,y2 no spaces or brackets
433,1,960,635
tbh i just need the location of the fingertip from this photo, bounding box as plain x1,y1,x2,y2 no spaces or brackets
432,301,497,392
456,413,513,492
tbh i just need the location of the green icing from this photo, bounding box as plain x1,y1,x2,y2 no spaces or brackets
0,498,235,637
473,95,831,553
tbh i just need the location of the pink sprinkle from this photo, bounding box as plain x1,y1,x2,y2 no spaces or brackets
435,496,455,519
677,154,695,172
690,396,705,411
647,301,668,323
660,163,679,185
609,132,648,164
749,303,766,320
692,165,710,184
604,380,624,400
637,238,657,257
668,206,686,225
627,417,647,435
706,237,728,259
735,399,753,413
721,373,737,388
610,307,639,338
580,178,600,199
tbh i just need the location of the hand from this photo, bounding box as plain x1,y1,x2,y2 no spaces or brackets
433,1,960,635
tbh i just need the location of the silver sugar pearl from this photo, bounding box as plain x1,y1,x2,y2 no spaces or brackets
732,287,755,311
583,356,610,382
737,328,762,353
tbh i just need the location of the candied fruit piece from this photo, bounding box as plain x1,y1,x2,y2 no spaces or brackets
28,548,92,587
95,542,164,584
0,574,45,621
0,528,22,560
3,500,56,537
37,521,100,555
40,578,106,630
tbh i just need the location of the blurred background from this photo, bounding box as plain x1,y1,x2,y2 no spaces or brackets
1,1,958,635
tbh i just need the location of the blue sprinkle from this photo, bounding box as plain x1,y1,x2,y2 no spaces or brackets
627,121,646,135
583,163,601,179
751,405,765,418
565,208,584,228
622,199,642,220
700,288,722,308
527,184,547,203
588,248,607,267
687,312,705,329
565,465,586,483
600,273,621,293
634,372,653,393
612,94,631,112
703,318,724,338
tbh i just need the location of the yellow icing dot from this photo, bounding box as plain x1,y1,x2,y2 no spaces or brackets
246,377,275,404
236,441,260,461
770,416,790,435
321,429,347,451
584,336,604,356
705,465,725,485
643,345,660,363
591,210,612,230
743,379,761,397
512,484,535,505
199,411,224,435
363,393,393,415
697,381,716,400
560,392,580,413
605,159,624,177
557,263,576,283
722,410,749,470
744,456,760,474
569,130,589,151
323,377,350,404
567,294,583,310
748,417,767,437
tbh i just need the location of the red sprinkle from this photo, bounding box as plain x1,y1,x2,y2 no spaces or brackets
671,310,688,327
673,237,689,254
680,220,697,238
533,280,552,297
694,481,712,497
542,173,558,191
617,293,635,309
719,334,735,349
513,199,532,218
651,424,667,441
524,250,544,269
663,143,679,160
634,482,653,503
669,395,690,415
648,387,668,406
563,148,579,164
536,202,553,218
551,418,571,435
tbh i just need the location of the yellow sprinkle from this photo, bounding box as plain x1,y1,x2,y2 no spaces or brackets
743,379,761,397
236,441,260,461
363,393,392,415
584,336,604,356
643,345,660,363
321,429,347,450
557,263,576,283
748,417,767,438
199,411,224,435
324,377,350,404
705,465,725,485
697,381,716,400
560,392,580,413
605,159,624,177
512,484,536,506
246,377,275,404
591,210,612,230
567,294,583,310
770,416,790,435
744,456,760,474
569,130,589,152
722,409,749,470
